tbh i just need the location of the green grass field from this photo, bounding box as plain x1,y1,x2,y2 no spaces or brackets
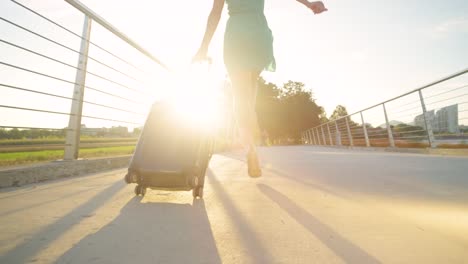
0,137,138,146
0,146,135,167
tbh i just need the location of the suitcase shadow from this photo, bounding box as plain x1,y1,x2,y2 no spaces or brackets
56,197,221,264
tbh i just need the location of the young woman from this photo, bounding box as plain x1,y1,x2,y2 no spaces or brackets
193,0,327,177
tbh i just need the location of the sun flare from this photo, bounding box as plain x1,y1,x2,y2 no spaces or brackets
162,67,226,131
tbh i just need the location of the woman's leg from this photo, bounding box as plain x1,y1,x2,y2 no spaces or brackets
250,71,261,144
229,70,262,177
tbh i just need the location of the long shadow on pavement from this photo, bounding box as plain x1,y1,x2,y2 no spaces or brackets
0,180,125,264
55,197,221,264
0,187,103,218
206,169,275,264
257,183,381,264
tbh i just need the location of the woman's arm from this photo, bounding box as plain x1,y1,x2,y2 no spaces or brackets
193,0,225,62
296,0,328,14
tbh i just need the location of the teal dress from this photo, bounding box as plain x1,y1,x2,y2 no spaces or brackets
224,0,276,74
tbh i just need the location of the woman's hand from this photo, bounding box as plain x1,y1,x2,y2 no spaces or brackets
193,0,224,64
192,48,212,64
305,1,328,15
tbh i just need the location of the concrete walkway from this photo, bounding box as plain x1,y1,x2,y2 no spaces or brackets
1,146,467,263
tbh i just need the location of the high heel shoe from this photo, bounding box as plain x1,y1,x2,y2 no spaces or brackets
247,150,262,178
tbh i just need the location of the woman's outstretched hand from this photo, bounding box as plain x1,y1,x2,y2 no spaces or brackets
305,1,328,15
192,48,212,64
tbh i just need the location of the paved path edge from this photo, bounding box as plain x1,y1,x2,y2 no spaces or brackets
0,155,131,188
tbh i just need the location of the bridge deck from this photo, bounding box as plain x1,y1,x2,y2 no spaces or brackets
1,146,467,263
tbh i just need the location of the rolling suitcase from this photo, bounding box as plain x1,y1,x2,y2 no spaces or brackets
124,101,214,198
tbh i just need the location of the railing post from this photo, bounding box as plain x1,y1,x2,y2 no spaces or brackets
310,129,316,145
418,90,436,148
345,117,353,146
335,121,342,146
307,130,312,145
321,125,327,145
64,16,92,160
360,112,370,147
312,129,320,146
312,129,317,145
327,123,333,145
316,128,321,145
383,103,395,147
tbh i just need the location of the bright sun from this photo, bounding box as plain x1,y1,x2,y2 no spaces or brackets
163,66,227,132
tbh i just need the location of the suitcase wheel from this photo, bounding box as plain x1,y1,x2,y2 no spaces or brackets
124,171,137,184
124,173,131,184
193,186,204,199
191,174,199,188
134,185,147,197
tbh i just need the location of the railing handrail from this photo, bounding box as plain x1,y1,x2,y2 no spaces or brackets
64,0,171,72
308,67,468,130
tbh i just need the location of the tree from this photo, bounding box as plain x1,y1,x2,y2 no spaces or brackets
256,79,325,143
9,128,22,139
0,128,7,139
256,77,282,140
319,107,328,123
279,81,323,139
330,105,349,121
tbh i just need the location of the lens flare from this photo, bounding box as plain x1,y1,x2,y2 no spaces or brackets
163,67,224,132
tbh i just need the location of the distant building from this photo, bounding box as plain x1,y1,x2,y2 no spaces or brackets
108,126,129,137
435,104,459,133
414,104,459,133
80,125,130,137
414,110,436,130
81,125,106,136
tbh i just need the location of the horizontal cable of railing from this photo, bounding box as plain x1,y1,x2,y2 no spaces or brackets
0,17,150,90
0,31,150,96
0,104,142,126
0,83,145,116
0,125,71,131
0,62,146,105
9,0,146,75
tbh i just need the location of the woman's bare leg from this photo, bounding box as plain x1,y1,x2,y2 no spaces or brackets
229,70,262,177
250,71,261,144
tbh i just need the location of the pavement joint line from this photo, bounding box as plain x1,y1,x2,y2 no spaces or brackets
303,145,468,157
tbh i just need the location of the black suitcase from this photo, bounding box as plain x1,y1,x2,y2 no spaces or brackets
124,102,214,198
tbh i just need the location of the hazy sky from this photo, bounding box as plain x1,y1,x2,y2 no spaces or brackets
0,0,467,129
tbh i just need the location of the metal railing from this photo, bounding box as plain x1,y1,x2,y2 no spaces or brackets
0,0,170,160
302,68,468,149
